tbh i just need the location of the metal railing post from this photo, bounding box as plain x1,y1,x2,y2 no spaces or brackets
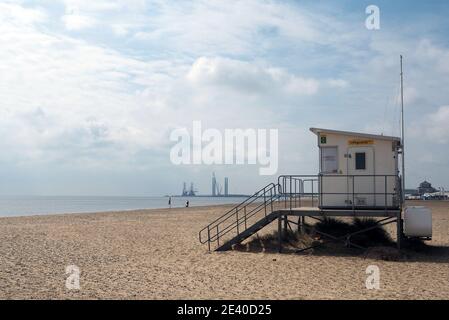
207,227,211,251
294,179,298,208
216,225,220,248
385,176,388,212
289,177,292,211
311,180,314,207
319,175,323,208
352,175,355,212
284,178,287,208
236,209,239,235
374,175,377,207
244,206,247,230
264,189,267,217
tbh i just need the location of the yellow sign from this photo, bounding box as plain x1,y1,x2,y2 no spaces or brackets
348,139,374,145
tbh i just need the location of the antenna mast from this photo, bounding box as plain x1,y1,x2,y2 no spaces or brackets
400,55,405,202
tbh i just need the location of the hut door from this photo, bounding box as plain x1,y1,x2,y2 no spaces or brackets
347,147,375,207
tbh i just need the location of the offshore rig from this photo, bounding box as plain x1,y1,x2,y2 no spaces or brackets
180,173,230,197
181,182,197,196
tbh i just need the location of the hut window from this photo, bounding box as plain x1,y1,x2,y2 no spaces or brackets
355,152,366,170
321,147,338,173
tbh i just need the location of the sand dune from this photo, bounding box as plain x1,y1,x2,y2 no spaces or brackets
0,200,448,299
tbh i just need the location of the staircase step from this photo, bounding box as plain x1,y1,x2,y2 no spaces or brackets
215,211,279,251
199,184,281,252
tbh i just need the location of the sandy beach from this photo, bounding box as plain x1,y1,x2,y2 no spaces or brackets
0,200,448,300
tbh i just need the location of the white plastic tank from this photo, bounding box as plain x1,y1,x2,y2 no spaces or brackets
404,206,432,238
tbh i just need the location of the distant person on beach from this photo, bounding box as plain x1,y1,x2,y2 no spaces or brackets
168,196,172,209
185,200,189,208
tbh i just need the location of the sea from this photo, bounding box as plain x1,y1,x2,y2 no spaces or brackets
0,196,249,217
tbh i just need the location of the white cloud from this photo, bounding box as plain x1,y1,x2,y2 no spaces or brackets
415,39,449,74
60,0,148,35
398,87,418,106
1,1,449,194
62,0,125,13
131,0,336,56
62,14,96,30
0,9,179,167
327,79,349,89
1,8,299,170
187,57,319,96
0,3,47,26
111,24,129,36
423,106,449,144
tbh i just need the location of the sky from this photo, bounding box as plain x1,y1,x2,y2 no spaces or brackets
0,0,449,196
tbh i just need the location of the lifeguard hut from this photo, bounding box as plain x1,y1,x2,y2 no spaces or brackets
199,127,432,252
199,56,432,252
310,127,401,210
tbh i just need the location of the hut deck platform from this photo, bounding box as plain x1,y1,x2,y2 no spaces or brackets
277,207,400,218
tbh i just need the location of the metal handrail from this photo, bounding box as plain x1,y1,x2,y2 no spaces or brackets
278,174,402,211
199,183,276,229
198,183,279,248
208,194,280,244
199,174,403,250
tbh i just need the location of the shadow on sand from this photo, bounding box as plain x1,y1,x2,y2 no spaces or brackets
232,220,449,263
